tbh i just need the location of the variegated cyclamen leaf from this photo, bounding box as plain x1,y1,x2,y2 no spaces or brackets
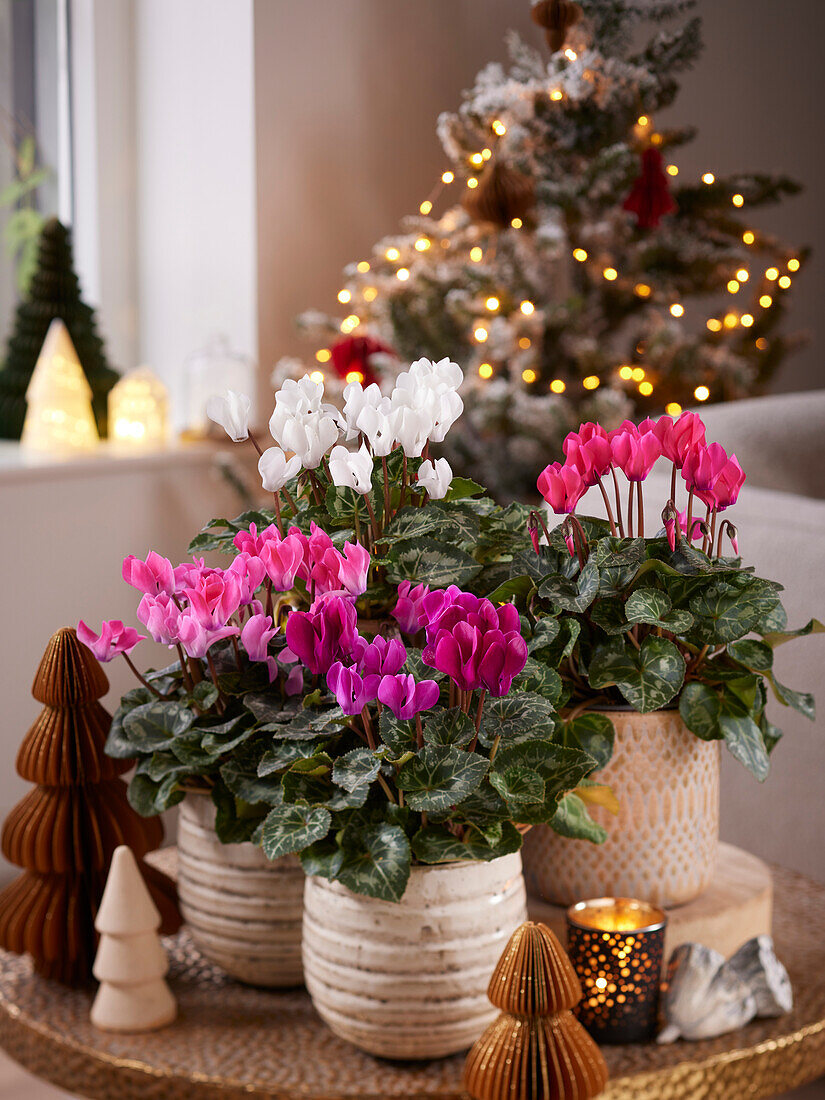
726,639,774,673
396,745,488,812
423,707,476,747
261,803,331,859
588,636,685,713
492,740,597,812
720,714,769,781
511,658,563,704
538,559,599,612
689,584,766,645
480,691,557,746
625,587,671,624
385,537,481,588
762,618,824,648
332,748,382,793
122,700,195,753
489,765,545,806
679,682,722,741
559,712,615,770
767,675,816,721
336,822,411,902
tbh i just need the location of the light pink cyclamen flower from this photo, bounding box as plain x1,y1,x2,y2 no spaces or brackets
228,553,267,605
260,533,305,591
329,540,370,597
122,552,175,596
77,619,146,663
233,522,282,558
137,592,183,646
176,615,239,660
241,613,279,681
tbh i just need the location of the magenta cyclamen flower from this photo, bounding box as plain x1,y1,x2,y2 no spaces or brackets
285,595,359,675
185,571,243,630
137,593,182,646
228,553,267,605
392,581,431,633
358,636,407,678
177,616,239,660
327,662,381,715
428,622,527,697
682,441,730,496
537,462,585,514
564,433,612,487
233,521,281,557
698,453,745,511
652,411,707,468
77,620,146,663
122,551,175,597
377,673,440,720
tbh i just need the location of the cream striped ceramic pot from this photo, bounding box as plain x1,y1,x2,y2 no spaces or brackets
522,708,720,909
177,793,304,987
302,851,527,1059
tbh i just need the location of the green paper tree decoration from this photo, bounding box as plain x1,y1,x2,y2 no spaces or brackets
0,217,119,439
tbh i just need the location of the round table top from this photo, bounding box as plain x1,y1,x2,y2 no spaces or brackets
0,862,823,1100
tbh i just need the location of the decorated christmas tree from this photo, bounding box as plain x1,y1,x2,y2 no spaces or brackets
0,218,119,439
284,0,805,500
464,921,608,1100
0,628,180,985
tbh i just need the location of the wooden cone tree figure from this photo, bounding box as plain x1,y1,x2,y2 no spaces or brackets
464,921,608,1100
0,628,180,985
91,846,176,1032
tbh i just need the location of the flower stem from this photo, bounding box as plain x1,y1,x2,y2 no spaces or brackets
361,707,377,750
205,652,227,713
670,463,677,504
122,652,163,697
686,489,695,541
247,430,264,458
611,466,625,537
469,690,486,753
415,713,424,749
597,480,618,537
400,453,408,509
381,455,391,523
637,481,644,539
175,644,194,692
272,491,284,537
281,485,298,516
627,481,634,538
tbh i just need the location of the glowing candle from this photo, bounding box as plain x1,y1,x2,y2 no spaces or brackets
566,897,666,1043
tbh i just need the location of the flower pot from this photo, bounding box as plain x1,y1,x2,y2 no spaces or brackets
302,852,528,1059
176,793,304,987
522,709,720,908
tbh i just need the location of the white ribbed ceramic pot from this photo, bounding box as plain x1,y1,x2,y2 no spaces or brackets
302,852,528,1059
177,793,304,987
522,709,720,909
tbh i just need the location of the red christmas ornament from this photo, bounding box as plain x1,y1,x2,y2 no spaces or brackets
623,148,677,229
329,335,396,387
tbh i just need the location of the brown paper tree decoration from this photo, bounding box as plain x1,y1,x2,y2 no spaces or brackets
531,0,582,53
462,158,536,229
0,628,181,985
464,921,609,1100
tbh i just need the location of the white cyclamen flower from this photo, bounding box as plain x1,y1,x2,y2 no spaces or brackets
416,457,453,500
281,412,339,469
342,381,386,440
269,374,333,445
390,400,432,458
357,403,395,456
258,447,302,492
206,389,251,442
328,443,374,494
428,388,464,443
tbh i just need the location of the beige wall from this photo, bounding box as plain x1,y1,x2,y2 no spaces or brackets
254,0,824,394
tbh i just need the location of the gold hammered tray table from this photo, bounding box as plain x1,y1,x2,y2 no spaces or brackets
0,863,822,1100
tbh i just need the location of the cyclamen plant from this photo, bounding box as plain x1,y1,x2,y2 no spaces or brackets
79,360,603,901
506,411,821,793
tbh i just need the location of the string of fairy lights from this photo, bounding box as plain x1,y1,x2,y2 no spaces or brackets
312,91,800,415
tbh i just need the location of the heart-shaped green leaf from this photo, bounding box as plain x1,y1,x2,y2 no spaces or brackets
336,822,411,902
332,748,382,792
261,803,332,859
589,636,685,713
679,682,722,740
396,745,488,811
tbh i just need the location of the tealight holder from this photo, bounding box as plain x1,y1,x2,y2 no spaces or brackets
566,897,666,1044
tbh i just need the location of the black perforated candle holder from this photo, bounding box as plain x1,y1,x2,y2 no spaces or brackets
566,897,667,1044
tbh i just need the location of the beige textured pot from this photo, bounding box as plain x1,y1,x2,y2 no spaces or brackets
302,852,527,1059
522,709,720,909
177,794,304,987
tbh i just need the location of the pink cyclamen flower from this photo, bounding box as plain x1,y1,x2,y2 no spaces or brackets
122,552,175,597
173,558,211,594
185,571,243,630
77,620,145,663
700,454,745,511
284,595,359,675
610,428,662,481
358,636,407,678
377,673,440,721
392,581,431,633
678,510,704,543
429,622,527,696
327,662,381,715
682,441,730,496
137,593,183,646
653,411,706,468
260,533,305,591
537,462,585,514
241,612,279,681
228,553,267,605
176,615,239,660
232,522,282,558
564,434,613,487
333,540,371,597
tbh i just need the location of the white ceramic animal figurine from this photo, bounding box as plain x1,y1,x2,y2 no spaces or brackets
658,935,792,1043
90,846,177,1032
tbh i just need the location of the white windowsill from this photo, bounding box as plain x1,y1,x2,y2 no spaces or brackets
0,438,225,486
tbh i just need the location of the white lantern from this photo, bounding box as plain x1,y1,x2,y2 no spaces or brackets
108,367,169,448
21,319,99,453
183,334,256,435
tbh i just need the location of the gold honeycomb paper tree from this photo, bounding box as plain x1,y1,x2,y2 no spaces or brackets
0,628,181,985
464,921,609,1100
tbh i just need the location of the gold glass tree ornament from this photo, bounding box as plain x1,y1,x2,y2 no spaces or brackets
108,367,169,448
21,319,99,453
464,921,609,1100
